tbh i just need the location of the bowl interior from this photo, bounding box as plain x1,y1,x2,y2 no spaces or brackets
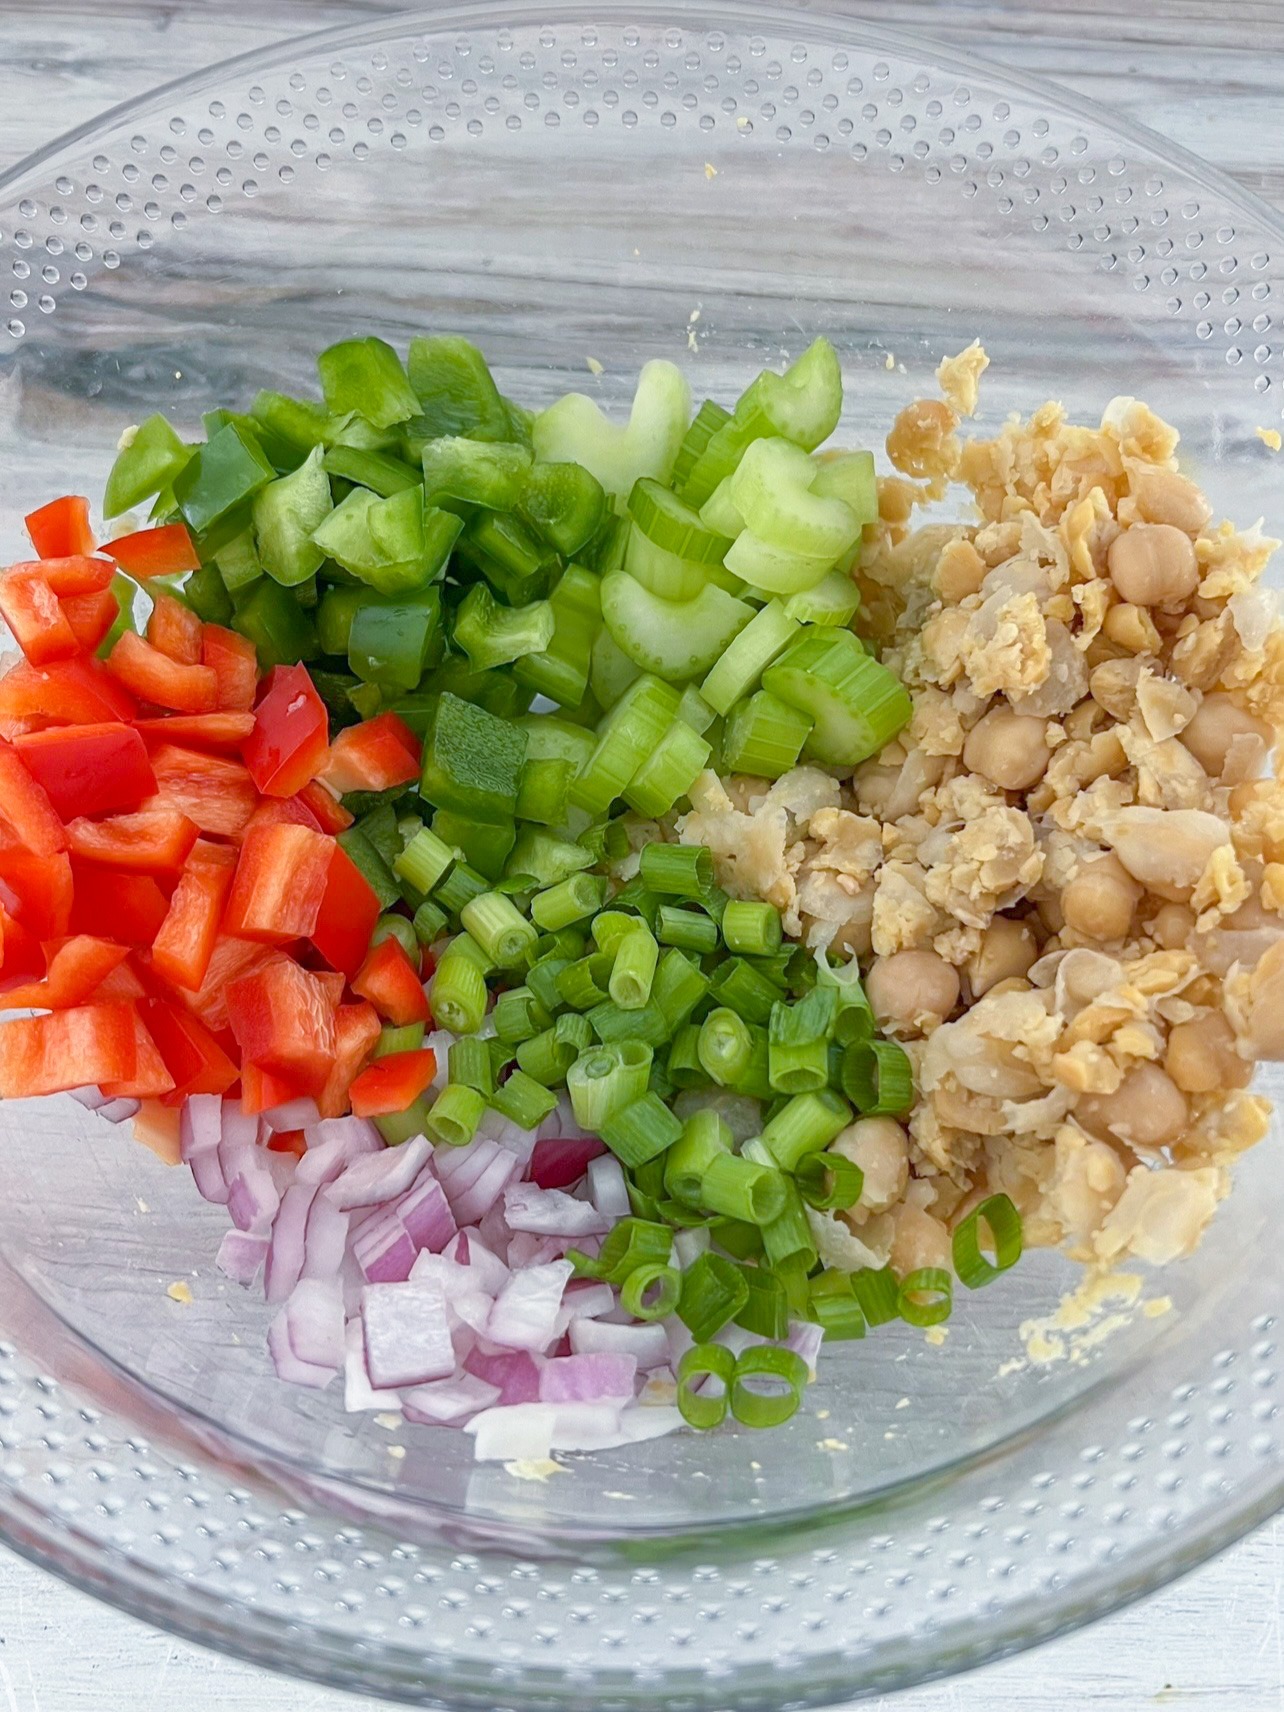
0,7,1280,1703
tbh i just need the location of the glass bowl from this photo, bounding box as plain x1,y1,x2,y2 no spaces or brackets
0,6,1280,1705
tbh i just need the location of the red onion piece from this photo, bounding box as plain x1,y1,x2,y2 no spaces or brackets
226,1148,282,1234
443,1229,510,1297
557,1279,615,1326
475,1108,538,1167
296,1116,382,1187
264,1182,317,1304
343,1320,400,1412
526,1134,605,1191
396,1173,457,1255
261,1095,322,1133
503,1181,611,1238
463,1346,542,1405
586,1154,630,1221
465,1401,633,1461
672,1226,711,1269
98,1096,141,1124
568,1318,669,1369
486,1259,573,1352
352,1210,417,1284
361,1279,456,1389
215,1228,268,1286
506,1232,573,1271
785,1318,825,1377
474,1199,512,1263
267,1278,343,1389
402,1373,500,1426
535,1091,592,1143
180,1094,228,1206
323,1133,433,1212
539,1351,638,1404
434,1136,522,1226
68,1085,109,1112
300,1191,350,1280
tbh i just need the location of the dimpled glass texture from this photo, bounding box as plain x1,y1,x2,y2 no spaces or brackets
0,7,1280,1707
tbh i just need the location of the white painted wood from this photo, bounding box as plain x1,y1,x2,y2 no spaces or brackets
0,3,1280,1706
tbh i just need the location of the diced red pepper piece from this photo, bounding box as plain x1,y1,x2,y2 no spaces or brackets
243,663,328,798
0,1002,137,1097
26,496,95,560
106,632,218,714
310,842,381,978
0,844,72,939
317,1000,382,1118
101,1007,176,1098
240,1062,306,1117
319,712,421,795
0,904,46,982
298,779,353,833
104,522,201,579
132,1098,183,1164
0,568,79,666
246,793,324,834
146,593,203,665
348,1048,438,1118
135,712,255,749
60,588,119,652
13,723,155,821
226,956,336,1096
180,933,275,1032
0,738,68,854
67,806,199,874
0,656,137,727
0,935,130,1009
266,1127,308,1159
312,968,346,1010
18,555,115,597
149,839,238,991
142,996,239,1101
68,863,168,946
91,960,148,1003
222,822,333,944
351,936,430,1026
200,624,258,713
148,741,257,840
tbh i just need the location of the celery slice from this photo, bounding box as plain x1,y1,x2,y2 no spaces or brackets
729,437,860,560
600,572,754,683
533,360,692,506
762,629,911,765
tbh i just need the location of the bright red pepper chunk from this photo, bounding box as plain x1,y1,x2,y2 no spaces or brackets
243,664,328,799
319,711,421,795
0,568,79,666
0,845,73,940
0,656,137,728
297,779,353,833
0,1002,138,1098
146,593,203,665
317,1001,382,1119
148,741,258,840
149,840,238,991
104,523,201,579
223,821,334,944
0,936,131,1009
240,1062,307,1117
100,1007,176,1099
348,1047,438,1118
0,739,68,855
25,495,95,560
13,723,156,822
60,588,120,653
200,625,258,714
141,997,239,1101
135,712,255,749
106,632,219,714
351,935,431,1027
309,843,381,979
66,806,200,875
68,863,169,947
225,956,337,1096
179,933,276,1033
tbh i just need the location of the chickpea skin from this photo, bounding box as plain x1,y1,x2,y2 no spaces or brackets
1062,852,1143,942
1106,523,1200,606
1164,1013,1252,1094
866,950,961,1035
1149,902,1195,949
1129,468,1213,536
967,916,1039,997
962,706,1051,791
888,1202,953,1276
1179,692,1273,781
1077,1063,1189,1150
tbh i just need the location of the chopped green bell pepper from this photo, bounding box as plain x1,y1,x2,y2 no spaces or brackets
318,336,419,431
231,575,320,665
103,415,192,518
419,690,527,824
174,422,277,536
348,587,443,694
406,335,512,442
421,437,532,513
253,445,333,588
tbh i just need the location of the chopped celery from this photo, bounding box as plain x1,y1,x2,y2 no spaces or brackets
590,626,643,709
532,360,692,506
724,530,835,596
516,712,597,771
729,437,860,560
623,528,709,602
762,628,911,766
722,689,813,777
628,477,730,565
784,570,861,627
699,599,799,715
699,476,746,540
733,336,843,452
570,673,680,816
672,399,732,491
252,445,333,587
623,719,712,816
811,449,877,525
600,571,754,683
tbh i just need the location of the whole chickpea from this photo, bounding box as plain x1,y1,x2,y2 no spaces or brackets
1107,523,1200,606
1179,692,1273,781
1164,1013,1252,1094
866,950,960,1034
1148,902,1195,949
1077,1062,1189,1150
962,706,1051,791
967,916,1039,996
1129,468,1213,536
1062,852,1143,942
829,1117,910,1214
888,1202,953,1276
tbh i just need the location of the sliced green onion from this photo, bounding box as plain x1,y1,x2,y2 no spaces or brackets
430,947,488,1035
394,825,456,895
599,1090,683,1168
556,952,614,1011
696,1007,753,1088
850,1266,901,1328
569,1216,673,1284
698,600,799,716
591,909,646,956
425,1082,486,1148
489,1068,558,1130
651,948,711,1032
531,872,608,933
459,890,539,968
587,998,670,1048
525,956,570,1017
730,1345,808,1429
768,987,837,1094
760,1088,852,1171
638,841,713,898
808,1270,867,1340
374,1094,432,1147
412,899,449,946
898,1267,953,1328
515,1025,576,1086
665,1023,707,1090
816,956,876,1046
676,1342,736,1430
699,1152,787,1225
664,1109,732,1203
492,985,552,1046
953,1193,1024,1288
655,905,719,954
609,876,662,929
761,1177,818,1270
710,957,781,1026
620,1262,682,1321
731,1265,789,1340
435,861,489,917
565,1041,652,1129
608,924,660,1010
721,900,782,958
677,1252,751,1342
373,1021,426,1060
447,1036,494,1094
840,1038,914,1115
796,1150,864,1211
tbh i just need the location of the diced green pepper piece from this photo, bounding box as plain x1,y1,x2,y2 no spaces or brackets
348,588,443,694
174,423,277,536
316,585,368,657
456,510,559,606
453,583,555,673
432,808,516,881
313,486,461,595
183,563,234,625
214,527,264,594
249,390,338,468
97,572,140,658
252,444,333,588
519,461,607,557
419,691,527,824
322,444,422,497
318,336,419,431
421,437,532,513
336,827,401,910
103,414,192,518
231,577,319,665
405,335,511,442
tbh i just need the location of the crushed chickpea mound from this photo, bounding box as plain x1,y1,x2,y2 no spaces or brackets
676,345,1284,1279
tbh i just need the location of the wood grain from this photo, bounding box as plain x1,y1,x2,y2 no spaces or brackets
0,3,1280,1709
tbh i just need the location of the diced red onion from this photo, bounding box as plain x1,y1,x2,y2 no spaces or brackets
68,1085,109,1112
300,1191,351,1280
613,1404,683,1446
503,1181,611,1238
586,1154,630,1221
444,1229,510,1297
785,1318,825,1378
539,1352,637,1404
568,1318,669,1369
424,1029,456,1088
267,1314,335,1390
98,1096,141,1124
465,1401,632,1461
215,1228,268,1286
261,1095,322,1133
296,1116,382,1187
715,1324,764,1358
474,1107,538,1166
361,1279,456,1389
557,1279,615,1328
474,1199,512,1263
464,1346,542,1405
434,1136,522,1226
402,1373,500,1426
672,1226,710,1270
181,1094,228,1205
486,1259,573,1352
226,1148,283,1234
324,1133,433,1212
408,1253,494,1336
664,1314,695,1371
396,1172,457,1254
535,1091,592,1143
505,1231,571,1270
526,1134,605,1191
264,1182,317,1304
343,1319,401,1412
267,1278,343,1389
352,1210,417,1284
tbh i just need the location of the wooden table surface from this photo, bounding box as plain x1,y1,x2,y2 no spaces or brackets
0,2,1281,1708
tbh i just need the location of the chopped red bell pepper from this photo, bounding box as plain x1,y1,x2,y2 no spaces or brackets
106,631,219,714
142,996,239,1101
0,739,68,855
351,936,430,1026
0,1001,137,1098
319,712,420,795
60,588,120,652
312,968,346,1010
222,821,334,945
0,935,130,1009
243,663,328,798
200,624,258,713
13,723,156,821
0,568,79,666
348,1048,438,1118
180,933,275,1032
298,779,353,833
22,555,116,597
105,522,201,579
0,904,46,982
0,656,137,727
101,1007,176,1099
148,741,258,840
131,1098,183,1164
150,839,238,991
246,793,324,834
68,863,169,946
135,711,255,749
226,956,336,1096
266,1127,308,1159
0,845,73,939
317,1000,382,1118
240,1062,306,1117
25,495,95,560
146,593,203,665
91,959,148,1003
66,806,199,874
310,842,381,978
